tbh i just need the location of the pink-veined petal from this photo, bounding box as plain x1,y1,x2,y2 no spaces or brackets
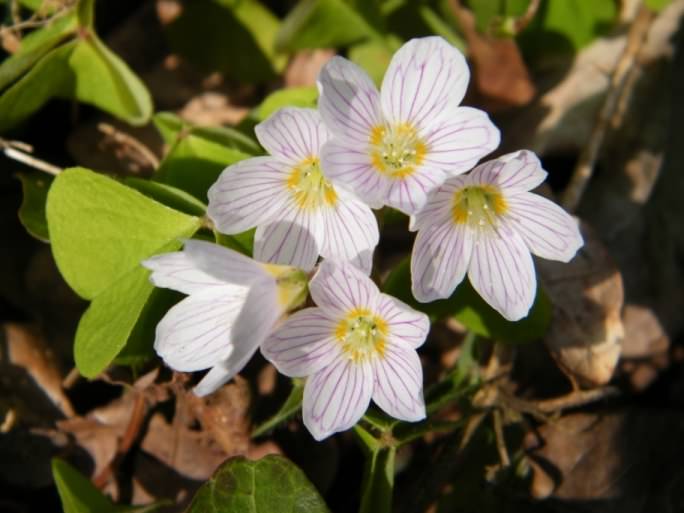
468,150,546,193
153,286,249,373
317,56,382,144
377,294,430,349
303,355,373,440
410,175,468,232
372,340,426,422
422,107,500,176
309,259,381,315
183,239,270,286
207,156,290,234
467,228,536,321
261,307,341,377
381,36,469,131
254,107,329,166
320,139,389,208
505,193,583,262
142,251,227,295
411,221,473,302
253,201,323,271
194,276,284,396
320,189,379,274
384,165,446,215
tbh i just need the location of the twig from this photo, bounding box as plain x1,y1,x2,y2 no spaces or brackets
2,145,63,175
561,4,654,211
514,0,540,33
530,386,620,413
492,409,510,467
97,123,160,169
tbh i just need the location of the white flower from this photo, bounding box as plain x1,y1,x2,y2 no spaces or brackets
262,259,430,441
317,36,500,216
142,240,307,396
411,150,584,321
207,107,379,274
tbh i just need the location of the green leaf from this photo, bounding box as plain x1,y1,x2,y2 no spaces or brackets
518,0,618,59
125,177,207,217
153,113,257,201
76,0,95,28
349,39,395,86
164,0,285,83
359,445,395,513
382,258,552,343
275,0,376,52
215,229,255,257
645,0,672,12
0,10,77,91
17,172,52,241
187,455,330,513
252,380,304,438
252,87,318,123
467,0,530,34
52,458,165,513
46,167,200,299
46,167,200,377
0,32,152,132
418,5,466,51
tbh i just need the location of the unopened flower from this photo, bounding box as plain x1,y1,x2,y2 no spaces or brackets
411,150,583,321
317,36,500,215
262,260,429,440
207,107,379,274
142,240,308,396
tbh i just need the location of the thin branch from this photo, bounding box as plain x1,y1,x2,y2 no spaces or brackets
2,146,63,175
514,0,540,33
492,409,510,467
97,122,160,169
561,4,654,211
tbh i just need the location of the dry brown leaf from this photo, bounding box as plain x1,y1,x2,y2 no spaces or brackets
4,323,74,418
284,49,335,88
56,417,120,478
540,222,624,387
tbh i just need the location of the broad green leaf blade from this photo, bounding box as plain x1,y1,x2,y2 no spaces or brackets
275,0,376,52
17,172,52,241
164,0,285,82
52,458,166,513
187,455,331,513
125,177,207,217
215,229,256,258
46,167,200,299
0,41,76,133
253,87,318,122
0,10,77,91
252,380,304,438
359,446,395,513
382,258,551,343
154,125,255,201
69,33,153,125
74,266,155,378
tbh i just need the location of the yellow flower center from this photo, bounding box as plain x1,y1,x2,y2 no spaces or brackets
334,308,388,362
287,156,338,210
451,185,508,228
370,123,427,179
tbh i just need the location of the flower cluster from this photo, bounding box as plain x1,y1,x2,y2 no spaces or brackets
143,36,583,440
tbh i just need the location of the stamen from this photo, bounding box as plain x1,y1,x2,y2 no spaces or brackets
451,185,508,229
335,308,388,362
370,123,427,179
287,157,338,210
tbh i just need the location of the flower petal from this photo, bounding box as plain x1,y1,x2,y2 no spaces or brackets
207,156,290,234
253,202,323,271
261,307,341,377
320,189,379,274
467,228,536,321
317,56,382,144
310,259,381,315
469,150,546,193
183,239,270,286
320,139,389,208
385,165,446,215
410,175,467,232
254,107,329,166
505,193,583,262
411,221,473,302
381,36,469,131
377,294,430,349
422,107,500,176
142,251,227,295
372,340,426,422
154,286,249,373
303,355,373,440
